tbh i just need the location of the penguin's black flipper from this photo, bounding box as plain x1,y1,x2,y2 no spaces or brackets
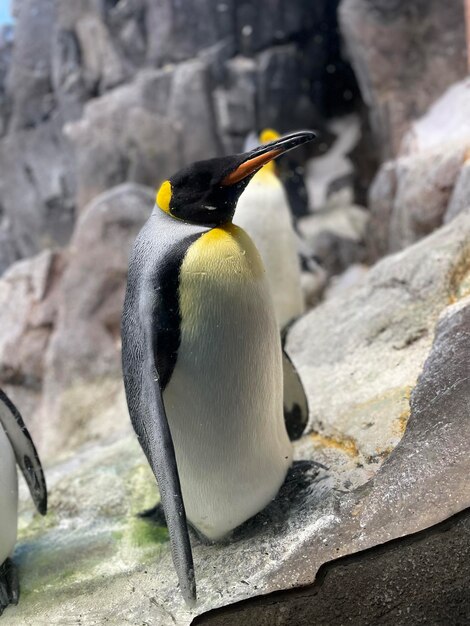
0,389,47,515
282,349,309,440
133,376,195,604
122,288,195,606
0,559,19,616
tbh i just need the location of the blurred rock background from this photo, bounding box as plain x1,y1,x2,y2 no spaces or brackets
0,0,363,452
1,0,466,456
1,1,470,623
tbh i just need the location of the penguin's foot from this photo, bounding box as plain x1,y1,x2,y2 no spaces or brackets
188,524,226,546
138,502,167,526
138,502,224,546
0,558,19,616
232,460,325,541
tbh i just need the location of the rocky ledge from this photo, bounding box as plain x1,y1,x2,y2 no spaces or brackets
6,212,470,625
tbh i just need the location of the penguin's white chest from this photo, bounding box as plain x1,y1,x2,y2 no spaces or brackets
0,426,18,564
234,169,304,327
163,224,292,540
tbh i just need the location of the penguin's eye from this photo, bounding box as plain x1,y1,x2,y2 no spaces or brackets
156,180,172,214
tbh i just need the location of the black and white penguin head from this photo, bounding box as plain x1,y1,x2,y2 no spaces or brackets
156,130,316,226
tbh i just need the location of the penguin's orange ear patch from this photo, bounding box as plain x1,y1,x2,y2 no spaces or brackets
157,180,172,214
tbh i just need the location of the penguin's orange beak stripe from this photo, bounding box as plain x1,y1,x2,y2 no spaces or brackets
221,149,282,186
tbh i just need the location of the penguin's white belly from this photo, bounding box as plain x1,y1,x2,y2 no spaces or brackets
163,224,292,540
234,170,304,328
0,426,18,564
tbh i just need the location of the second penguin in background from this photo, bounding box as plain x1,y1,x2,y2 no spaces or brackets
234,129,305,329
234,129,310,440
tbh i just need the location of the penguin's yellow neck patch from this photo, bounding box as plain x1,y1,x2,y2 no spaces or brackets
156,180,172,214
260,128,280,144
182,223,265,282
261,160,276,175
258,129,281,176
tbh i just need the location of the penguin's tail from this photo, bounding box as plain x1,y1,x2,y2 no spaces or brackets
0,559,19,616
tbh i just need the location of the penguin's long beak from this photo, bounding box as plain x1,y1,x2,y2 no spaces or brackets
221,130,316,186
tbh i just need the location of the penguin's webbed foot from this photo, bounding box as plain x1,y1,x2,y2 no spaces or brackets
138,502,167,526
138,501,215,547
0,558,19,616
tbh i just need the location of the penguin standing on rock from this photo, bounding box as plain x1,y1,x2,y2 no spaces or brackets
234,129,312,440
121,131,316,605
0,389,47,616
234,129,305,329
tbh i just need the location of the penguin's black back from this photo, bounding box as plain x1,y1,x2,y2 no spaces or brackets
122,207,208,394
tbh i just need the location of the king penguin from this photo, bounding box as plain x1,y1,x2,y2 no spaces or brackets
121,130,316,605
234,129,305,329
234,129,312,441
0,389,47,615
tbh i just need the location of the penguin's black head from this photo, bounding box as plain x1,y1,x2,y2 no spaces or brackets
156,130,316,226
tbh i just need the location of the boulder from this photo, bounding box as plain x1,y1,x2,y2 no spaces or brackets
236,0,324,55
288,212,470,459
38,183,154,454
324,263,369,300
0,26,13,136
6,213,470,625
0,0,356,276
6,0,56,130
66,63,221,212
106,0,147,70
300,268,328,309
213,56,257,153
0,250,63,427
366,79,470,259
339,0,467,159
387,145,464,252
74,12,127,93
168,59,223,165
145,0,235,66
402,78,470,156
0,183,153,452
256,44,321,133
298,204,369,276
0,220,19,274
365,159,396,261
0,117,76,276
305,114,361,210
446,159,470,224
50,28,88,123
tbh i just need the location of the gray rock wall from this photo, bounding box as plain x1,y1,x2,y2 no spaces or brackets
339,0,467,160
366,79,470,260
0,0,351,273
